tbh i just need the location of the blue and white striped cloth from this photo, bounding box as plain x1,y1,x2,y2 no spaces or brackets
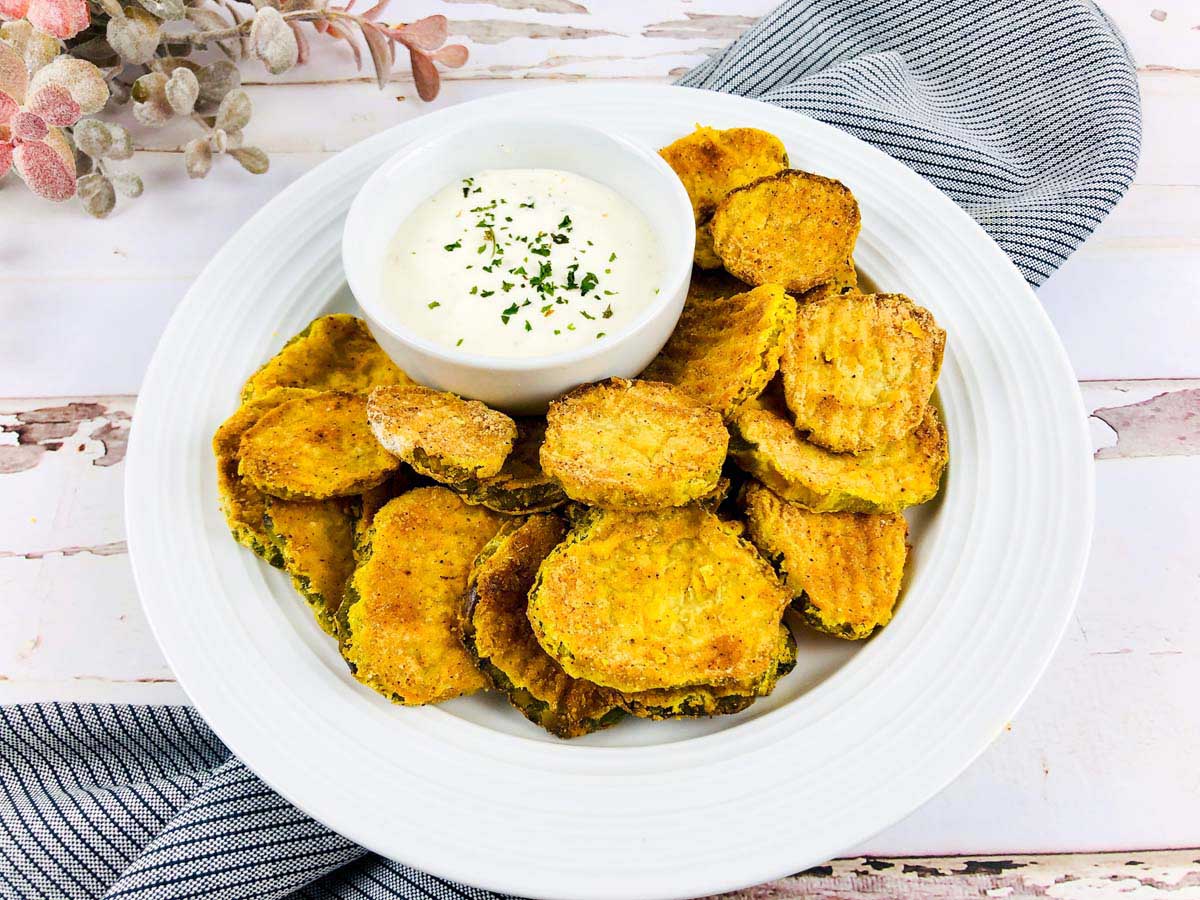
679,0,1141,287
1,3,1141,898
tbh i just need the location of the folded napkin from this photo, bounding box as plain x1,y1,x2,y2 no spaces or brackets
1,4,1142,899
679,0,1141,286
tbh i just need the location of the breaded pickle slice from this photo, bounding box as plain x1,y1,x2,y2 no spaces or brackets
263,495,357,636
367,385,517,483
711,170,861,293
642,283,796,419
462,515,625,738
528,505,789,693
693,222,723,270
241,314,412,402
782,292,945,453
339,487,501,705
621,625,796,719
688,267,754,303
540,378,728,510
449,418,566,514
239,391,400,500
352,471,408,561
659,125,789,224
213,386,317,565
743,482,909,639
797,258,859,303
729,393,947,513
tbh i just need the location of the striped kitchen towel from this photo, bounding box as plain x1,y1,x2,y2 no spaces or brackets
1,5,1142,900
679,0,1142,287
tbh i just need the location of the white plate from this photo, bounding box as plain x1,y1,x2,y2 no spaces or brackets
126,85,1094,900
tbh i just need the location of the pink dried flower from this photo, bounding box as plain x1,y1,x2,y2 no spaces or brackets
0,0,89,39
0,41,77,200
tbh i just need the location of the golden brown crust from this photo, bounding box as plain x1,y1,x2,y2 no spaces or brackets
693,221,724,270
742,482,909,639
710,170,861,293
263,495,357,636
241,314,413,402
795,258,859,303
729,392,947,513
642,283,796,419
353,471,408,561
340,487,502,705
462,515,625,738
367,385,517,483
659,125,789,224
212,386,318,564
619,624,795,719
527,505,789,693
448,418,566,514
782,292,945,453
239,391,400,500
540,378,728,510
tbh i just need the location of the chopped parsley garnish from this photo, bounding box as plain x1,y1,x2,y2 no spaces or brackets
519,201,535,209
558,215,572,229
596,332,606,339
501,281,515,292
480,289,495,298
552,233,570,244
427,301,441,309
580,272,599,295
477,245,487,254
456,338,463,346
530,245,551,257
443,240,461,251
500,301,520,324
608,252,617,262
602,304,613,319
524,320,532,332
579,310,595,320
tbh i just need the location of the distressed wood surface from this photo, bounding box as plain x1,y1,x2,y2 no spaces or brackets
2,0,1198,892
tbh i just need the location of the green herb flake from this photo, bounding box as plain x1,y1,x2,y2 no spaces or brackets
579,310,595,320
470,286,479,295
530,245,551,257
558,215,572,229
602,305,614,319
524,320,532,332
456,338,464,347
580,272,599,295
519,201,535,209
567,323,576,331
427,301,441,309
443,240,461,251
608,252,617,262
501,281,515,292
596,332,606,339
552,233,570,244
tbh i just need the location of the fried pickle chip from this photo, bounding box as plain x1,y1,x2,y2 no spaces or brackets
620,624,795,719
729,392,947,513
339,487,501,705
241,314,413,402
239,391,400,500
263,495,357,636
743,482,909,639
352,471,408,561
797,258,859,303
367,385,516,483
782,292,945,453
540,378,728,510
642,283,796,418
528,505,789,693
462,515,625,738
448,418,566,514
693,221,723,270
213,386,318,565
660,125,789,224
710,170,861,293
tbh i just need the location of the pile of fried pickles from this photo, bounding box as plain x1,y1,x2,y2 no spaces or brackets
213,125,949,739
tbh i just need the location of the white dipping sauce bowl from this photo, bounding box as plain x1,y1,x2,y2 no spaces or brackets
343,116,695,414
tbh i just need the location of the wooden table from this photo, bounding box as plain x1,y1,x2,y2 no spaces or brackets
2,2,1197,896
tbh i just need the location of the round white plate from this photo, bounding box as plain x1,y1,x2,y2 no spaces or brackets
126,85,1094,900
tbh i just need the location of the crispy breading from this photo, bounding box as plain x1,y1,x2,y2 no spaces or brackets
352,471,408,561
239,391,400,500
263,495,357,636
796,258,859,303
782,292,945,453
462,515,625,738
339,487,502,705
448,418,566,514
728,392,947,513
642,283,796,418
527,505,789,693
693,221,724,269
540,378,728,510
710,170,861,293
742,482,909,639
659,125,789,224
367,385,517,483
620,624,795,719
213,386,317,565
241,314,413,402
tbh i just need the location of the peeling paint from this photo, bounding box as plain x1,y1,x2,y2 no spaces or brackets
0,400,133,474
442,0,588,12
643,13,757,41
1092,388,1200,460
0,541,128,560
450,18,617,44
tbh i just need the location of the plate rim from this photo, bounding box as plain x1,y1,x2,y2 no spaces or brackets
126,83,1095,900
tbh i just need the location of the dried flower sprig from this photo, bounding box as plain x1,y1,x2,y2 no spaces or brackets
0,1,468,216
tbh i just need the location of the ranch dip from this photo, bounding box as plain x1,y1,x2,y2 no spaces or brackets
382,169,664,358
